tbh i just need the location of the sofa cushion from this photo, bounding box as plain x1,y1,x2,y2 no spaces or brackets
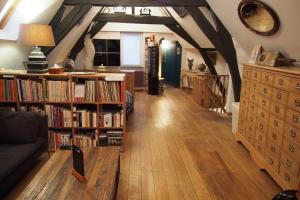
0,139,44,182
0,112,41,143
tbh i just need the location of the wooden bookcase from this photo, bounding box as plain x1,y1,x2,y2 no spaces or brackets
0,72,126,151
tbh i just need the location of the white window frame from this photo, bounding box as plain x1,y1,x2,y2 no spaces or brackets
120,32,143,67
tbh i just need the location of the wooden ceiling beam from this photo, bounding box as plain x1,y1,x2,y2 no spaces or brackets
63,0,209,7
93,13,177,25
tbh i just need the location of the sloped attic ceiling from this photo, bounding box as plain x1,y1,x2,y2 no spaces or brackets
207,0,300,59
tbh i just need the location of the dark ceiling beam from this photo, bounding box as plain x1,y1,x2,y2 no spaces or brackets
44,4,92,55
69,21,107,60
63,0,209,7
93,13,177,25
185,6,241,101
49,5,65,30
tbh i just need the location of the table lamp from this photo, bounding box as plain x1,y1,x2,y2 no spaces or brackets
18,24,55,73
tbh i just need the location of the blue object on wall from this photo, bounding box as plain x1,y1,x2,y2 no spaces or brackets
162,41,182,87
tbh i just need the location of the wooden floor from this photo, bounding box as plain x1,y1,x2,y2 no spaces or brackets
116,88,281,200
5,88,281,200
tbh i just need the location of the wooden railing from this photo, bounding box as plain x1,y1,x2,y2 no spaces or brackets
193,74,229,113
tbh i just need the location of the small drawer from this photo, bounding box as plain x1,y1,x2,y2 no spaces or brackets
251,70,261,82
259,84,273,98
282,137,300,160
266,141,281,158
256,130,266,144
272,88,288,105
248,102,258,115
256,118,268,134
250,80,260,93
255,141,266,156
279,166,299,189
249,92,259,104
246,123,256,136
247,114,256,126
284,124,300,146
270,101,286,119
243,67,252,78
241,87,250,98
240,98,249,110
289,78,300,93
268,127,283,147
280,153,300,177
288,92,300,113
257,107,270,122
261,71,274,86
246,131,255,146
286,108,300,129
242,78,250,89
274,75,290,90
238,120,246,136
269,115,284,133
258,96,271,111
265,151,280,172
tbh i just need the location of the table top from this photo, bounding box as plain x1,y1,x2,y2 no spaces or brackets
17,147,120,200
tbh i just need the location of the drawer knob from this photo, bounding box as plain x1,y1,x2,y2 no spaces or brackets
259,135,263,140
295,100,300,107
290,130,296,138
275,107,280,113
277,93,281,100
289,145,295,152
292,115,298,123
286,160,292,167
262,100,266,106
264,88,267,94
272,134,277,140
273,120,278,127
279,79,283,85
285,174,291,181
271,146,276,152
260,124,263,129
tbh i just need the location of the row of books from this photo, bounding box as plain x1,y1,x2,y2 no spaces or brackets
73,81,95,102
20,106,45,114
46,80,69,102
73,108,97,128
98,81,123,102
0,79,17,101
99,110,124,128
49,131,72,151
45,105,72,128
0,106,16,112
73,133,97,148
17,79,43,102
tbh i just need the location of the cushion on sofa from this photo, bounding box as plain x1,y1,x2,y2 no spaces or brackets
0,112,41,143
0,139,44,182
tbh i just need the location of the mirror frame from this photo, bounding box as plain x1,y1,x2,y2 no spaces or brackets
238,0,280,36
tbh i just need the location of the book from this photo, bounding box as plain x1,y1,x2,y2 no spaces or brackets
45,105,72,128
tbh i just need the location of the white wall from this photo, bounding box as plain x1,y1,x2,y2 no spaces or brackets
0,0,63,69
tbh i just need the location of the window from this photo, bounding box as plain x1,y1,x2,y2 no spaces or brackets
93,39,120,66
121,32,142,67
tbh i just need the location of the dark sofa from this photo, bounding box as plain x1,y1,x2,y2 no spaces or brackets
0,112,48,198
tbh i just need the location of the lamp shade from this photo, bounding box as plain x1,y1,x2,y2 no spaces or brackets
18,24,55,47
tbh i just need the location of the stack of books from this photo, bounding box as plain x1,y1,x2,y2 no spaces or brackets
73,132,97,147
72,81,95,102
107,130,123,146
97,81,123,102
0,79,16,101
46,80,69,102
49,131,72,151
17,79,43,101
99,110,124,128
45,105,72,128
20,106,45,114
73,108,97,128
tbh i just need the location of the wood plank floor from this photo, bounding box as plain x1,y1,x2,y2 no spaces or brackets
117,88,281,200
5,88,281,200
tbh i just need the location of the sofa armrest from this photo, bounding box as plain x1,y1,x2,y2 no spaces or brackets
38,115,48,139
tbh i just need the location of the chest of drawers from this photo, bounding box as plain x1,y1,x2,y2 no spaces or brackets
236,63,300,190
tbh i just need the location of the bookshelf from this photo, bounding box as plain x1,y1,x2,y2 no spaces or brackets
0,72,126,151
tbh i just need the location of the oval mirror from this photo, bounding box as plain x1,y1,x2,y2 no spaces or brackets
238,0,280,36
